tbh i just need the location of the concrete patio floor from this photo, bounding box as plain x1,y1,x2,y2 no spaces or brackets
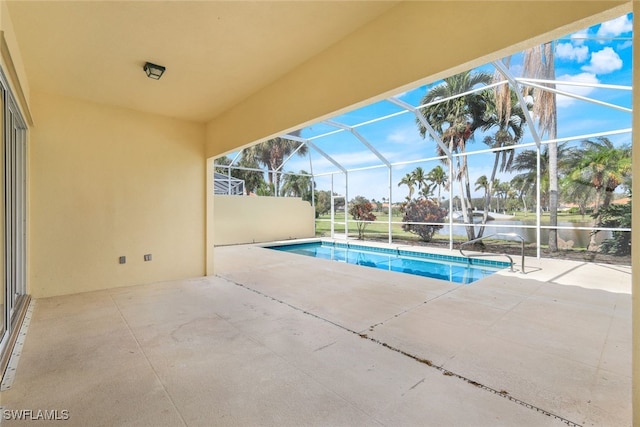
0,242,631,426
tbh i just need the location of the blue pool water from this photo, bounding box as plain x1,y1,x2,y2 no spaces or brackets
269,241,509,284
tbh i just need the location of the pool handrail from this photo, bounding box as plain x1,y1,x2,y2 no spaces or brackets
459,233,525,274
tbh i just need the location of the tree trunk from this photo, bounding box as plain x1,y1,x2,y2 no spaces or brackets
588,189,603,251
548,141,558,252
461,158,476,241
459,179,475,241
478,188,489,239
545,41,558,253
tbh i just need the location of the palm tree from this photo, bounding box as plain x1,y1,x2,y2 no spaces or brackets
475,175,490,203
215,154,266,195
474,175,493,237
481,81,526,215
472,86,526,230
561,177,594,218
281,170,313,200
230,153,267,195
417,70,492,240
426,165,447,206
214,155,232,174
512,142,575,216
510,175,532,215
567,137,631,250
411,167,428,193
569,138,631,211
494,180,511,212
398,173,416,200
244,136,308,196
522,42,558,251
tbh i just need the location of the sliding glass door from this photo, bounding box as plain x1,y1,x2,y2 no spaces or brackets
0,85,5,344
0,77,27,357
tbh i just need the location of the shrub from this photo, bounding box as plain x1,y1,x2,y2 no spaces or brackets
349,198,376,240
402,198,447,242
594,196,631,255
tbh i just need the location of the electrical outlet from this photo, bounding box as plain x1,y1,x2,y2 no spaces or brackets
144,254,152,261
119,256,126,264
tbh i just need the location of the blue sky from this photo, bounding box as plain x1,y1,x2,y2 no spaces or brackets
225,13,633,203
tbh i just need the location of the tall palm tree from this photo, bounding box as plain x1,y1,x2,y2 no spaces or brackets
479,83,526,227
244,136,308,196
426,165,448,206
411,167,428,193
522,42,558,251
475,175,490,202
474,175,493,236
494,180,511,212
398,173,416,200
417,70,492,240
236,155,267,195
510,175,533,215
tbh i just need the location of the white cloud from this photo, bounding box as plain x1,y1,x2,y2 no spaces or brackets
555,72,599,108
321,150,392,170
581,47,623,74
569,29,589,46
386,125,423,144
555,42,589,62
284,150,378,175
596,15,632,39
387,128,413,143
617,40,633,50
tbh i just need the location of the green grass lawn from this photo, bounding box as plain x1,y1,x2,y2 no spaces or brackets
316,212,403,236
315,212,455,243
509,210,594,223
315,210,596,242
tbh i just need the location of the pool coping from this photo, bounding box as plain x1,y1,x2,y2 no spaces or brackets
261,237,512,270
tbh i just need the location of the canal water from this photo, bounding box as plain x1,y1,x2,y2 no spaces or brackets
438,218,613,248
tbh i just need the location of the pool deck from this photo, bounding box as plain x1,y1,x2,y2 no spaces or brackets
0,241,630,426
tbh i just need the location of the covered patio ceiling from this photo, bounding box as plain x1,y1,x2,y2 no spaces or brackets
6,1,630,139
6,1,397,122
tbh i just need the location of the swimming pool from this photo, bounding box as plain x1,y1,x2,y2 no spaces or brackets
268,241,510,284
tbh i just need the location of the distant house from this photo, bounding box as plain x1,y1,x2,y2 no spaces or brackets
214,172,245,195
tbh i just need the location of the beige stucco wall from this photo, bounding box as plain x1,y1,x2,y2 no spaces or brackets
29,91,206,298
0,0,31,124
214,196,314,246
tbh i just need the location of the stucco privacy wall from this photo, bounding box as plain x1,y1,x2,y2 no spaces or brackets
205,1,629,158
214,196,314,246
29,91,206,298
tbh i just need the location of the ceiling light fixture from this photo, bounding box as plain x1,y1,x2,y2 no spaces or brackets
143,62,165,80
